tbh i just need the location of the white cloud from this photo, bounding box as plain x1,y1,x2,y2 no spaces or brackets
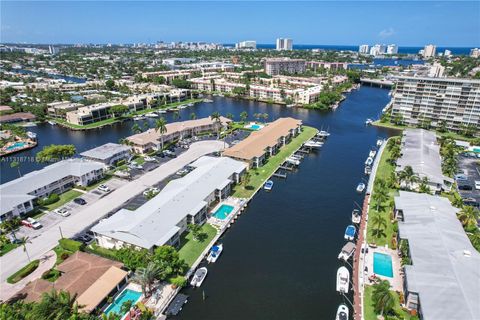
379,27,395,39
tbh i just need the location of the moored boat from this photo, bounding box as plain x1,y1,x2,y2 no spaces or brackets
336,266,350,293
286,157,300,166
351,209,361,224
365,157,373,166
206,244,223,263
133,116,146,121
376,139,384,147
317,130,330,138
369,149,377,158
157,109,167,114
47,120,56,125
338,242,356,261
365,118,373,125
364,166,372,175
356,182,366,193
304,140,323,148
145,112,159,118
344,225,356,241
190,267,208,287
335,304,349,320
264,180,274,191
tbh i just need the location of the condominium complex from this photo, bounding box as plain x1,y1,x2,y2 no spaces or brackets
65,102,118,126
423,44,436,58
264,58,305,76
387,44,398,54
47,101,84,119
92,156,247,250
369,44,387,56
236,40,256,49
276,38,293,51
358,44,369,54
394,191,480,320
470,48,480,58
306,61,348,71
0,159,105,221
390,76,480,131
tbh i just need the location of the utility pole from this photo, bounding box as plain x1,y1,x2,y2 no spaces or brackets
59,226,64,239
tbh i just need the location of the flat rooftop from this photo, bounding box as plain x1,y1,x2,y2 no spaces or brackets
80,143,131,160
395,191,480,320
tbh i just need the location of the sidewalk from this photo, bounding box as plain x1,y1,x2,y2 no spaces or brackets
0,250,56,302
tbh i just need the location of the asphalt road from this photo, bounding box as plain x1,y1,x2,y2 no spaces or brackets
0,140,226,283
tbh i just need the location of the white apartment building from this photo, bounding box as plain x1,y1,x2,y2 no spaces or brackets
306,61,348,71
276,38,293,51
0,159,105,221
91,156,246,250
470,48,480,58
427,62,445,78
423,44,436,58
387,44,398,54
264,58,306,76
370,44,387,56
47,101,84,119
390,76,480,132
236,41,256,49
444,49,452,57
359,44,369,54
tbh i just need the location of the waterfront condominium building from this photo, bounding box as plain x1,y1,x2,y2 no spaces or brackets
423,44,436,58
387,44,398,54
470,48,480,58
264,58,305,76
276,38,293,51
359,44,369,54
92,156,247,250
236,40,256,49
390,76,480,132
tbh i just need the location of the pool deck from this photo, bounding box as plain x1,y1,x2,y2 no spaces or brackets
364,246,403,292
208,197,246,229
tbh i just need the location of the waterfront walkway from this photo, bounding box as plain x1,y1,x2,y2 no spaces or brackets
0,140,226,284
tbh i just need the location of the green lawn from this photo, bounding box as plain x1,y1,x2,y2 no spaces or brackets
42,189,83,211
130,98,202,115
51,117,121,130
0,243,19,256
366,140,399,247
84,174,113,191
232,126,318,198
373,121,477,142
7,259,40,284
364,285,417,320
178,223,217,267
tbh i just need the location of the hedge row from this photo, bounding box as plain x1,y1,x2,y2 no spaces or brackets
59,238,84,252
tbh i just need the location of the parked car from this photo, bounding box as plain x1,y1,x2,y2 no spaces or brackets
176,169,188,176
73,198,87,205
463,198,479,207
73,234,93,244
97,184,110,192
143,187,160,196
455,174,468,181
54,208,70,217
21,217,42,229
458,184,473,191
475,181,480,190
144,156,156,162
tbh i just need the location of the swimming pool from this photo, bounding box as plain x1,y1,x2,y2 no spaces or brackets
250,124,262,130
6,142,27,151
212,204,234,220
104,289,141,317
373,252,393,278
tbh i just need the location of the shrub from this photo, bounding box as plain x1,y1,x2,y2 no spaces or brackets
38,193,60,206
41,269,61,282
59,238,84,252
169,276,187,288
7,260,40,284
60,252,70,261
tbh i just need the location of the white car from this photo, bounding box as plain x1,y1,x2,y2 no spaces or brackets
98,184,110,192
475,181,480,190
22,217,42,229
143,187,159,196
54,208,70,217
144,156,156,162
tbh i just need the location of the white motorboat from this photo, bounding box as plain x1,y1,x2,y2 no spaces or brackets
187,103,194,107
351,209,361,224
190,267,208,287
304,140,323,148
203,99,213,103
145,112,159,118
356,183,366,193
336,266,350,293
317,130,330,138
47,120,56,125
133,116,146,121
286,157,300,166
264,180,274,191
157,109,167,114
364,166,372,175
365,157,373,166
344,225,356,241
376,139,384,147
286,104,295,108
336,304,349,320
365,118,373,125
206,244,223,263
369,150,377,158
338,242,356,262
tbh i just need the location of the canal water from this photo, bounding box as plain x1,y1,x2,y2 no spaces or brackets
1,86,396,318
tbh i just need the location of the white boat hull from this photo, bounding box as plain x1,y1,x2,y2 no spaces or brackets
336,266,350,294
206,244,223,263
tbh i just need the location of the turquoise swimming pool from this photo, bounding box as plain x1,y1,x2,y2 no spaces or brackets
6,142,27,151
373,252,393,278
250,124,262,130
104,289,141,317
212,204,234,220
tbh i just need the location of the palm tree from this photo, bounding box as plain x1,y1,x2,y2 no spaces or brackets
370,214,387,239
467,231,480,249
262,113,269,123
1,217,20,240
19,236,32,262
154,117,167,151
372,189,389,212
210,112,221,139
33,290,80,320
372,280,395,316
418,177,431,194
397,166,418,190
240,111,248,123
132,262,163,297
457,206,479,229
131,123,142,134
226,113,234,120
190,112,197,120
10,161,22,177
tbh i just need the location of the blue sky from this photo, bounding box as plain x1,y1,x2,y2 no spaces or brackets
1,1,479,46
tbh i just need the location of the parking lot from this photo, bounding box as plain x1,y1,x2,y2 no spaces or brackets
456,154,480,206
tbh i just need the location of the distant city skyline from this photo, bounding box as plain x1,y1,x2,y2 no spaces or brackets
1,1,479,46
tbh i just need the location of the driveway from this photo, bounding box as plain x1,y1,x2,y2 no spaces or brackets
0,140,226,283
